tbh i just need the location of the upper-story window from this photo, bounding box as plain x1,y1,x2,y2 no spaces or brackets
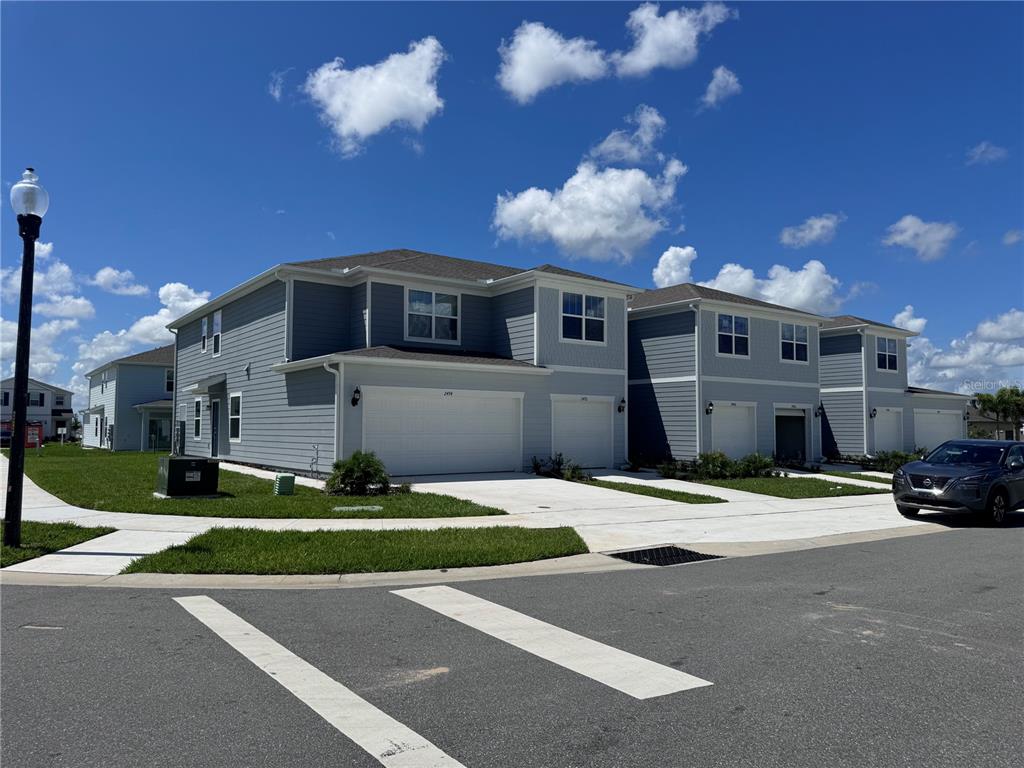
877,337,898,371
406,289,459,343
717,313,749,356
193,399,202,439
562,292,605,343
55,394,65,406
781,323,809,363
29,391,44,407
1,391,8,407
165,368,174,393
212,310,222,357
201,317,208,353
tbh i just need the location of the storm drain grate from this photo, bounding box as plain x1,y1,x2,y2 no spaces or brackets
608,545,724,567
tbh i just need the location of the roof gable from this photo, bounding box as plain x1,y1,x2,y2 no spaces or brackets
628,282,821,317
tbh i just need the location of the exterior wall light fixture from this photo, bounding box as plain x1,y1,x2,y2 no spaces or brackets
351,386,361,407
705,401,714,415
618,398,626,413
869,408,877,419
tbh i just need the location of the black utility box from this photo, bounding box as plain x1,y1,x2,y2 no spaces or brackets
156,456,219,497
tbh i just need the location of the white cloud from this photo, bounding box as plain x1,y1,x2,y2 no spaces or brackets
699,65,741,109
494,157,686,262
0,317,79,379
34,242,54,260
882,214,960,261
34,295,95,320
612,2,736,78
87,266,150,296
965,140,1008,166
303,37,445,157
1,258,76,301
891,304,927,334
779,212,846,248
699,259,845,314
652,245,698,287
1003,229,1022,246
588,104,666,165
268,69,291,102
976,308,1024,342
497,21,608,104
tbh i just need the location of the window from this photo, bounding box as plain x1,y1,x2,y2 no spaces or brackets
717,314,750,356
561,292,605,343
229,393,241,441
406,289,459,342
56,394,65,406
876,337,898,371
201,317,208,353
193,399,202,439
781,323,809,362
29,391,44,407
1,391,8,407
165,368,174,393
94,417,99,437
212,311,222,356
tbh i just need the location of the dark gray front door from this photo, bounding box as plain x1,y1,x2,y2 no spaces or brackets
775,414,806,462
210,400,220,458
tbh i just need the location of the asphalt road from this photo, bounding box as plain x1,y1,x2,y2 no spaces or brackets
2,528,1022,768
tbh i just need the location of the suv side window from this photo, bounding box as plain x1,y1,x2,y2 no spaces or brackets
1006,446,1024,466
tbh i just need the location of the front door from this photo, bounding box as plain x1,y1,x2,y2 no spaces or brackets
775,412,806,463
210,399,220,458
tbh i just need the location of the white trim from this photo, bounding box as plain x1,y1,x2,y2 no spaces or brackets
558,288,608,346
211,309,222,358
779,322,811,366
713,311,750,359
192,397,202,441
200,316,208,354
547,365,626,376
860,329,869,454
912,408,963,415
550,394,615,469
273,354,552,376
228,391,242,443
532,284,540,366
403,285,461,346
701,376,819,389
550,393,616,403
709,400,758,457
874,334,899,374
694,307,702,454
628,375,697,385
365,279,372,347
820,386,863,393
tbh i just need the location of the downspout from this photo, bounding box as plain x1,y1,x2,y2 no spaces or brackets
323,360,343,465
693,302,702,457
170,328,179,455
859,328,868,455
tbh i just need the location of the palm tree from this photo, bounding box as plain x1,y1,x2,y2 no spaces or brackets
975,387,1024,440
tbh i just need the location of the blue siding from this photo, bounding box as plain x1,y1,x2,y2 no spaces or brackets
491,287,535,361
112,364,174,450
699,309,819,384
629,380,696,461
350,282,367,349
536,287,626,370
292,281,350,359
369,282,492,352
820,390,865,456
628,310,695,380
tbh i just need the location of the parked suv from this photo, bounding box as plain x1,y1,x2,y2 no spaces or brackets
892,440,1024,524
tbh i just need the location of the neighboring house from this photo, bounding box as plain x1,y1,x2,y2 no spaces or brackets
819,316,969,456
627,284,824,463
0,377,74,439
83,344,176,451
167,249,634,475
967,403,1020,440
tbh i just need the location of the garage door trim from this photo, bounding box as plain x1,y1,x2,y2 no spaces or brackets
710,400,758,458
359,385,525,474
872,406,903,453
772,402,812,462
550,394,615,469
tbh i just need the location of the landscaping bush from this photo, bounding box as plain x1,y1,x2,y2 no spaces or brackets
691,451,779,480
325,451,391,496
871,450,921,473
736,452,777,478
532,454,592,482
657,460,681,479
562,461,592,482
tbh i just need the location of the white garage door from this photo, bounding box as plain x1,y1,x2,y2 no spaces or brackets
914,410,963,453
711,404,756,459
363,387,522,476
552,397,612,468
874,408,902,453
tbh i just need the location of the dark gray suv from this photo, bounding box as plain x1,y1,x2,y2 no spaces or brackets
892,439,1024,524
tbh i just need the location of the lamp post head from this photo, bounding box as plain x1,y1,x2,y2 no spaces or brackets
10,168,49,218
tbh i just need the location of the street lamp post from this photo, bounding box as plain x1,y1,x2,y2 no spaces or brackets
4,168,49,548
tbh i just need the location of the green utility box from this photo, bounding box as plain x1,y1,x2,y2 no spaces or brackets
273,473,295,496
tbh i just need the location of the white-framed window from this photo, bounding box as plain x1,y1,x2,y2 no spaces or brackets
55,394,65,406
212,310,222,357
201,317,208,353
780,323,809,363
876,337,898,371
1,391,8,407
29,391,44,407
406,289,459,343
94,417,99,437
165,368,174,393
193,398,202,439
228,392,241,442
717,313,750,356
561,291,606,343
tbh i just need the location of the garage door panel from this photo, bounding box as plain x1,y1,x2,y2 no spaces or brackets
552,399,612,468
914,411,962,453
874,409,902,453
711,405,756,459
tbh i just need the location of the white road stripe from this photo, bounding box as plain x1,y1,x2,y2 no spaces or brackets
392,586,711,700
174,595,466,768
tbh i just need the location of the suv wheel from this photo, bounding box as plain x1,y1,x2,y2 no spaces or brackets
988,489,1009,525
897,504,919,517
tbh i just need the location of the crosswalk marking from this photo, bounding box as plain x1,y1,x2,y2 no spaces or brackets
174,595,467,768
391,585,712,700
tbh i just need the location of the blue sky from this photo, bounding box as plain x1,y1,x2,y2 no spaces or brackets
2,1,1022,398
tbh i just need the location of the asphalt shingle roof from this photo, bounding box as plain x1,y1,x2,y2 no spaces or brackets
906,386,970,398
627,283,821,317
337,345,540,368
821,314,904,331
113,344,176,366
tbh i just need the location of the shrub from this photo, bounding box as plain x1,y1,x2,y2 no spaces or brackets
531,455,545,476
562,461,592,482
736,453,777,478
871,450,919,473
325,451,391,496
692,451,735,480
657,460,680,479
395,482,412,495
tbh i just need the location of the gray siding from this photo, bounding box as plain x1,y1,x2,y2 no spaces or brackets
84,372,117,448
112,364,174,451
820,390,865,456
536,287,626,370
628,310,695,380
350,282,367,349
864,333,909,390
175,281,336,472
292,281,350,360
819,332,863,389
491,288,535,361
629,381,696,461
699,310,819,384
369,282,492,352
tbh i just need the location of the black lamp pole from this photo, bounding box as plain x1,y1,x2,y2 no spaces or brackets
3,206,43,548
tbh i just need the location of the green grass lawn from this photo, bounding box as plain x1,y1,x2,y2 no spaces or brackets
13,444,503,519
822,471,893,486
696,475,890,499
585,479,725,504
122,526,588,575
1,521,116,567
